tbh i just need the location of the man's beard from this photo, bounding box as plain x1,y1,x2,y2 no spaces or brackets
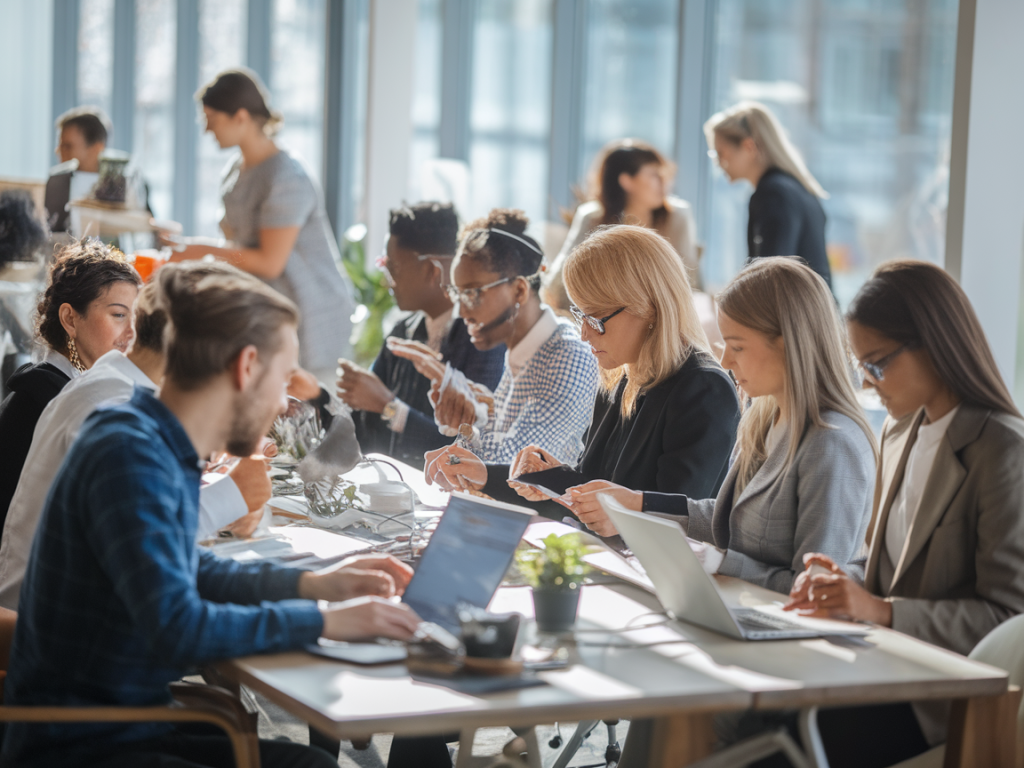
225,395,270,457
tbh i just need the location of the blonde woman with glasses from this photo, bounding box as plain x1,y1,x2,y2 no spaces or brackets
705,101,832,290
424,225,740,520
570,257,876,593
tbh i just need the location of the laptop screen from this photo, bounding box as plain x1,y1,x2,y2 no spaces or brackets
401,493,532,632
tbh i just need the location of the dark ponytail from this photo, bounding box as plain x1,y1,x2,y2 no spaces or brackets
197,68,283,136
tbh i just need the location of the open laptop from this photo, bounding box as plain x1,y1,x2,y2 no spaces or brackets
309,491,534,663
600,496,869,641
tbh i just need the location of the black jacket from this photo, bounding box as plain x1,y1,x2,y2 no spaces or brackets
0,362,72,529
354,313,505,468
484,351,741,519
748,168,831,289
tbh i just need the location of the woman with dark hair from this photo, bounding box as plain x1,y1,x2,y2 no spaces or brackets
164,67,354,384
395,208,599,464
785,259,1024,767
544,139,699,310
0,240,141,525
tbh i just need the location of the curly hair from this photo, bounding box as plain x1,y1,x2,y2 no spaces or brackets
36,240,142,354
0,190,48,267
458,208,544,292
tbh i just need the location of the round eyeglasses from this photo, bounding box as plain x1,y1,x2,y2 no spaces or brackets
569,305,627,335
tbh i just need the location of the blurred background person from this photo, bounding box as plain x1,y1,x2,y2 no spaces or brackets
0,240,140,527
544,138,699,311
44,107,110,235
337,202,505,468
164,68,354,385
704,101,833,290
0,190,49,389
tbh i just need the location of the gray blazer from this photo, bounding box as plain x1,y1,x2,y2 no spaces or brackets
673,411,875,594
864,404,1024,744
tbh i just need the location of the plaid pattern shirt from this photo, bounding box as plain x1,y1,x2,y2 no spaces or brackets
2,388,323,766
475,321,599,464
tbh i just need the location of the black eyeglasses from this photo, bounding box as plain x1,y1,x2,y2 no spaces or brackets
857,345,906,382
569,305,626,335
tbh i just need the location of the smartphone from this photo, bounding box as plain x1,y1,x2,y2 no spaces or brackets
513,467,588,499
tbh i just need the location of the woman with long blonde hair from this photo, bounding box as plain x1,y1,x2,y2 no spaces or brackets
705,101,832,289
424,225,740,517
571,257,876,594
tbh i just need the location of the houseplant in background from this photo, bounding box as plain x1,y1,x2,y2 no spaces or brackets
516,533,592,633
341,224,395,367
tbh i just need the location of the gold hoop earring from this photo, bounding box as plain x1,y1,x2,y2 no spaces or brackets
67,337,85,372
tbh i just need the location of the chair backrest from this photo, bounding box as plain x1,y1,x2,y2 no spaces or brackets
969,614,1024,743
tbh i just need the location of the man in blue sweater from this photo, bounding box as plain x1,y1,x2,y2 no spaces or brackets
1,262,420,767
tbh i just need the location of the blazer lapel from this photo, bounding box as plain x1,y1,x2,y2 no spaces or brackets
711,458,742,547
865,410,924,594
732,420,792,506
890,405,989,590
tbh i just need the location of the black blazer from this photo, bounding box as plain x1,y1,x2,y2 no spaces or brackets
484,351,741,519
354,312,505,468
0,362,72,528
748,168,831,289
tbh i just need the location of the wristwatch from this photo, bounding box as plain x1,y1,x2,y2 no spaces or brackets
381,399,400,424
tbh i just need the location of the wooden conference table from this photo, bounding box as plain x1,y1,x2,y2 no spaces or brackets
217,569,1015,767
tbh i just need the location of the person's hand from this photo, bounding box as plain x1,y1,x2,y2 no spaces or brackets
433,385,479,431
388,338,446,382
564,480,642,537
287,368,322,401
423,445,486,492
506,480,558,503
320,596,422,642
220,507,264,539
509,445,563,480
336,359,393,413
227,456,272,512
335,554,414,596
784,553,893,626
299,558,407,602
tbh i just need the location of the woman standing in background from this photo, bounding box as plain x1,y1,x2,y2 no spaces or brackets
544,139,699,309
166,68,353,384
704,101,833,290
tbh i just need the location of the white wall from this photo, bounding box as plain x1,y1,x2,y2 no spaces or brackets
363,0,418,264
0,0,54,180
946,0,1024,387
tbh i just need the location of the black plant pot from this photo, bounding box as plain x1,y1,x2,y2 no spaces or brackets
532,587,581,633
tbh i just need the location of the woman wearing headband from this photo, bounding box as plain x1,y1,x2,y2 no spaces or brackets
422,225,740,520
396,208,599,464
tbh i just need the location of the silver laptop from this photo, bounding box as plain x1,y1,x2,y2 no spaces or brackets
600,496,868,641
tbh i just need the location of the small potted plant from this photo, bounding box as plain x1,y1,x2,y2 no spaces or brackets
516,533,591,633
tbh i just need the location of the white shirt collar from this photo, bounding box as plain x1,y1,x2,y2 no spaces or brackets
42,347,79,380
917,404,960,441
89,350,159,391
508,307,559,377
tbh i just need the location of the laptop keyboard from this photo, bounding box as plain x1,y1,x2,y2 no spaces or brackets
733,608,808,633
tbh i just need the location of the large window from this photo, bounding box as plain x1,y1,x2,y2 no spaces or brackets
193,0,246,238
270,0,327,186
133,0,176,221
468,0,552,235
77,0,114,120
703,0,959,300
579,0,679,180
408,0,442,201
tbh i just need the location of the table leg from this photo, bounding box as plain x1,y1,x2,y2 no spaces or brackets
648,712,716,767
943,686,1021,768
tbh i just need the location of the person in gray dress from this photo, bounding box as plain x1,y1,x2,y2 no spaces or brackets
166,68,353,384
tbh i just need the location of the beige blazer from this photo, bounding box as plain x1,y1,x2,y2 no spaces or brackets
865,403,1024,657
